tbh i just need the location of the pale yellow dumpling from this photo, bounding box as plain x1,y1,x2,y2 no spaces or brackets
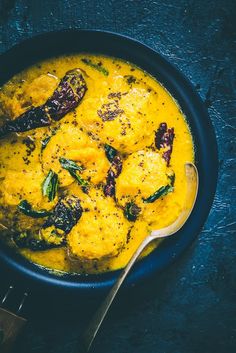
41,123,109,187
68,189,130,260
116,149,169,207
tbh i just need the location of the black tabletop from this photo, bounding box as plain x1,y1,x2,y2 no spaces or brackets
0,1,235,353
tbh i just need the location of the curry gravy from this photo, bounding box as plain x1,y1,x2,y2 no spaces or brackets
0,55,194,274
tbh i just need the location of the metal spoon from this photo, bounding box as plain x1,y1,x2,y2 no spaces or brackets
80,162,198,352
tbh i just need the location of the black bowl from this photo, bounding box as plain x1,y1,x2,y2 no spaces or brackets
0,29,218,295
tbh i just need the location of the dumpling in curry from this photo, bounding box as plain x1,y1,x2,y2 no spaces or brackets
0,54,194,274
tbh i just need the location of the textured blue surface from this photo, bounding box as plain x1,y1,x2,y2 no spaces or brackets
0,1,235,353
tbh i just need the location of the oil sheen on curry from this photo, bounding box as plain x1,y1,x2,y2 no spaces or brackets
0,54,194,274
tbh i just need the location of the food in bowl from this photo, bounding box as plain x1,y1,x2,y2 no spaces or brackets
0,54,194,274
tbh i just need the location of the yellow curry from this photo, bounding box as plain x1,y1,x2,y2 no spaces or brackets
0,54,194,274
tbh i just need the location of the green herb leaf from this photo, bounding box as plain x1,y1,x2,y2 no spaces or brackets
70,170,89,192
167,171,175,186
59,157,89,192
143,185,174,203
13,230,62,251
104,144,118,162
124,201,141,221
41,136,51,150
59,157,83,172
41,129,58,151
18,200,51,218
81,58,109,76
42,170,59,201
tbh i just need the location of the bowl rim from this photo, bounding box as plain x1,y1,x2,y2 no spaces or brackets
0,29,218,294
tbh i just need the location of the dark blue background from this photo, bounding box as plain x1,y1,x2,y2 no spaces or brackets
0,1,235,353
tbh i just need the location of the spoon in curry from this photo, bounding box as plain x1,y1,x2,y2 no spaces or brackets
79,162,198,353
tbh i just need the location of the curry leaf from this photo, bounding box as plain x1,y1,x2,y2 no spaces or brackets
59,157,83,172
81,58,109,76
42,170,58,201
167,172,175,186
70,170,89,192
13,231,62,251
104,144,118,162
18,200,51,218
41,129,58,151
143,185,174,203
41,136,51,150
59,157,89,192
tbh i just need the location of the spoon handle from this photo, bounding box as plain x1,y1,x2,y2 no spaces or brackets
83,235,153,352
81,162,198,353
